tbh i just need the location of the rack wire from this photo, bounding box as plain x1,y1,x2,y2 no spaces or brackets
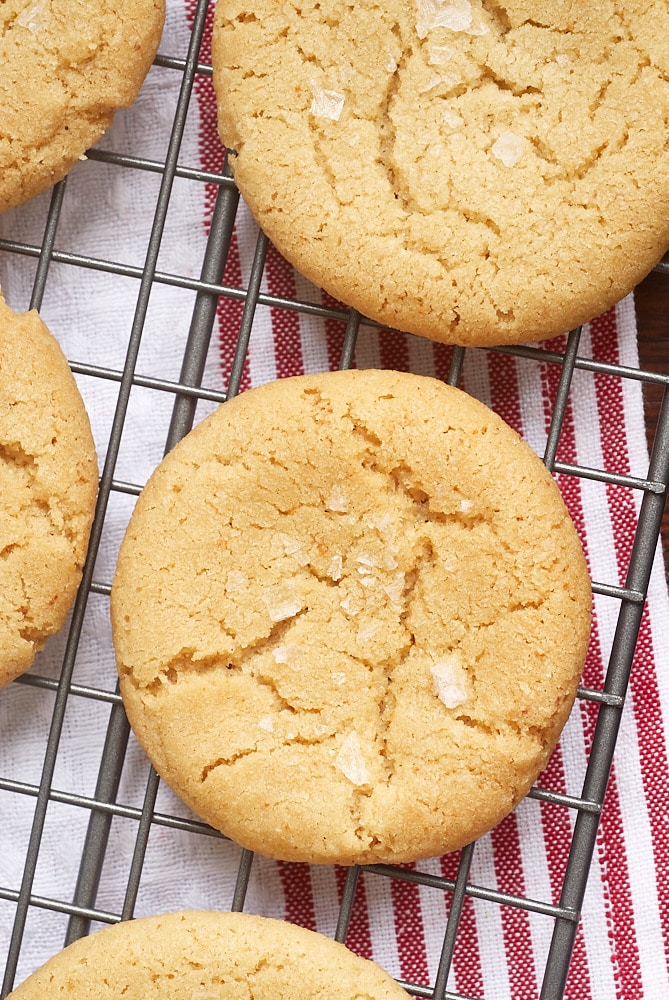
1,2,668,998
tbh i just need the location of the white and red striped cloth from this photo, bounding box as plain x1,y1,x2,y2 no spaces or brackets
1,3,668,997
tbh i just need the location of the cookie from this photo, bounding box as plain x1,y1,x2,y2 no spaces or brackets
212,0,669,347
0,293,98,688
8,910,409,999
111,369,591,865
0,0,165,214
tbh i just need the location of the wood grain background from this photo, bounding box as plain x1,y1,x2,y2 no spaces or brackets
635,268,668,576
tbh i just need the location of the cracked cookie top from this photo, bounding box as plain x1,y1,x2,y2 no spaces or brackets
0,0,165,214
111,369,591,865
9,910,409,999
0,294,98,688
212,0,669,347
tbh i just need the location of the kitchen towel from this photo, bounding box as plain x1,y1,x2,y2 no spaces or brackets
1,3,668,998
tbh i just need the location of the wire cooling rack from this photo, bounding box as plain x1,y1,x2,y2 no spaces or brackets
1,3,669,998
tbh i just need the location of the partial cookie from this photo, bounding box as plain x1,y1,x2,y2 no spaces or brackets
212,0,669,347
0,0,165,214
0,294,98,688
8,910,409,999
111,369,591,865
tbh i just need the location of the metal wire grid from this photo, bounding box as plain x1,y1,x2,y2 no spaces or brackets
0,2,668,997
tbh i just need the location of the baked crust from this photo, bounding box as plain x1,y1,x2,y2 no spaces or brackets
0,293,98,688
0,0,165,213
212,0,669,346
112,370,591,864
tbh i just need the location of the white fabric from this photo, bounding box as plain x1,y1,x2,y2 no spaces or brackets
1,5,668,998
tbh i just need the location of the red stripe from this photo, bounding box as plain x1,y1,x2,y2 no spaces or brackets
188,0,251,393
215,228,252,392
334,867,374,960
440,851,485,997
452,895,484,997
539,328,643,999
536,335,602,999
570,315,640,999
379,326,412,375
265,242,305,379
590,309,669,985
185,0,220,231
539,735,593,1000
320,289,354,372
390,865,430,989
433,342,456,385
276,861,318,931
491,819,539,999
487,351,523,433
486,351,540,998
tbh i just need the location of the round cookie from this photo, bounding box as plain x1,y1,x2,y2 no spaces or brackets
212,0,669,347
8,910,409,999
111,369,591,865
0,293,98,688
0,0,165,214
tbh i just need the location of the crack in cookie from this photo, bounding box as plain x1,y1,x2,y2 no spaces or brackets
212,0,669,346
112,370,591,865
0,0,165,214
0,293,98,688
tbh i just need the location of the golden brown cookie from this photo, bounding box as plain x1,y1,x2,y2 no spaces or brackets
8,910,409,999
111,369,591,865
212,0,669,347
0,0,165,214
0,293,98,688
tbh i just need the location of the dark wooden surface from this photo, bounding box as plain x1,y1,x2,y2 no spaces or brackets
635,268,669,575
